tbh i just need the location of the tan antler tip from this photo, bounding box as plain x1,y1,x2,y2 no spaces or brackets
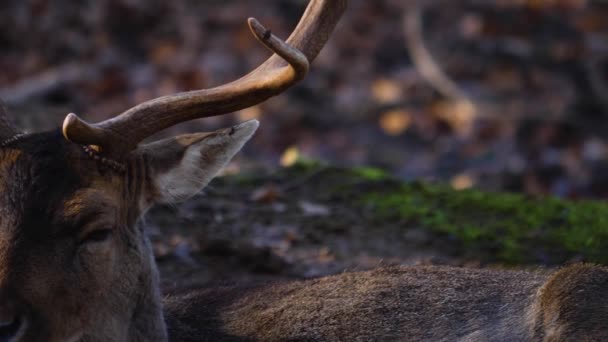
247,18,268,39
62,113,80,142
247,17,310,78
62,0,345,157
62,113,107,151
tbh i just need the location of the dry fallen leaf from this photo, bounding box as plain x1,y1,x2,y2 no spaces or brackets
371,78,402,104
250,184,282,204
379,109,412,136
280,146,300,167
451,173,475,190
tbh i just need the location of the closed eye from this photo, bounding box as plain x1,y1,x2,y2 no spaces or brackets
79,229,112,245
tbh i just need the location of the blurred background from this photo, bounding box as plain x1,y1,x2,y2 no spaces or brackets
2,0,608,198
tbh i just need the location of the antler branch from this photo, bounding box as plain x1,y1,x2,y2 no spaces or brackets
63,0,347,156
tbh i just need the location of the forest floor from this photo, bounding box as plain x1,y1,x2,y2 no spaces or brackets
152,162,608,289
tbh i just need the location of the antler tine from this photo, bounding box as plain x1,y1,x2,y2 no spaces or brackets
63,0,347,156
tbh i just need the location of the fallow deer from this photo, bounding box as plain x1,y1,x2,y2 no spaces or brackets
0,1,607,341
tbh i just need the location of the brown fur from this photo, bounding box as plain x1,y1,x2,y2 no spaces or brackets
163,265,608,341
2,128,608,341
0,132,167,341
0,122,258,341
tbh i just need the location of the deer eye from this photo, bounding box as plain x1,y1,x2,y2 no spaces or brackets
79,229,112,245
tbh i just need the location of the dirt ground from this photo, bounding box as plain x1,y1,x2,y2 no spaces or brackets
150,165,536,289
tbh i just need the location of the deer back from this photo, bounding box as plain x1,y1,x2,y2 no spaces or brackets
164,266,553,341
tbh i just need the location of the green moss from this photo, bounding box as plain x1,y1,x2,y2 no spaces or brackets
290,158,325,172
352,167,389,181
364,182,608,264
265,162,608,264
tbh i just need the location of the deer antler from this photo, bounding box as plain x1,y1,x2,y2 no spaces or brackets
63,0,347,156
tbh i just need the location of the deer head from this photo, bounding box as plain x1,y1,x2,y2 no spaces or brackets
0,1,346,341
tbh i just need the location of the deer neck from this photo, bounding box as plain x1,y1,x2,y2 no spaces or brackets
81,233,168,342
125,230,168,341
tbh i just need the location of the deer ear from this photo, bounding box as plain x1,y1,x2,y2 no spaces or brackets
137,120,258,205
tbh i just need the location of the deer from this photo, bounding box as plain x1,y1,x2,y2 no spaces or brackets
0,0,607,341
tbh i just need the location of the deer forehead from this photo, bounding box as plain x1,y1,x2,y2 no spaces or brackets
0,141,122,236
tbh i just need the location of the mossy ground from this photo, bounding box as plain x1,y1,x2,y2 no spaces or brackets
364,181,608,264
152,162,608,287
284,162,608,264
